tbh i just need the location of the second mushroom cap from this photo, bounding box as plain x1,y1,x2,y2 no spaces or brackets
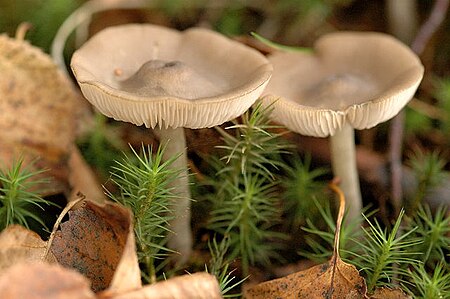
262,31,424,137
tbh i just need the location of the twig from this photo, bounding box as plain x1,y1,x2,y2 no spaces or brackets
409,97,448,120
411,0,450,54
329,178,345,258
50,0,148,73
389,0,449,216
328,178,346,298
15,22,32,41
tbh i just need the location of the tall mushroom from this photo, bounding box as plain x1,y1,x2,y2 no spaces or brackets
262,31,423,223
71,24,272,261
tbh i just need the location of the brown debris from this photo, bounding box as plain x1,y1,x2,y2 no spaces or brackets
0,31,103,201
245,180,366,299
370,287,411,299
100,272,222,299
50,201,133,292
0,262,96,299
0,225,56,271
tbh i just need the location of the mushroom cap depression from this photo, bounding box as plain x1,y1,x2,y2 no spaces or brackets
71,24,272,129
262,31,424,137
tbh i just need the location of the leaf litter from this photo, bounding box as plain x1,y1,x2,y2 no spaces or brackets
0,26,221,299
0,225,55,270
0,25,103,201
0,195,221,298
244,179,409,299
50,199,136,292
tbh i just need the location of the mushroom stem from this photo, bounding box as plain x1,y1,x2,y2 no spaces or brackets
153,126,192,263
329,123,362,224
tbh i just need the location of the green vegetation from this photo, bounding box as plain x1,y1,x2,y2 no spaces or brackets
206,236,247,298
1,1,449,297
301,148,450,296
108,145,179,284
282,154,329,230
0,158,53,231
207,103,289,276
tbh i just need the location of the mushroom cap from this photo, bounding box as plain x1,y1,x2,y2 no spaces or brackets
71,24,272,129
262,31,424,137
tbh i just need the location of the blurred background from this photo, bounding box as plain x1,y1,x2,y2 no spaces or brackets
1,0,450,292
1,0,449,215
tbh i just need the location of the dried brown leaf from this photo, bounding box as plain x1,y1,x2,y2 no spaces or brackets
0,34,75,184
0,225,55,271
68,147,106,203
100,272,222,299
107,212,141,293
245,258,366,299
50,200,135,292
370,287,411,299
245,180,367,299
0,262,96,299
0,32,101,199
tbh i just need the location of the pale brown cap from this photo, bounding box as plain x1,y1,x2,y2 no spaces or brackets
262,31,424,137
71,24,272,129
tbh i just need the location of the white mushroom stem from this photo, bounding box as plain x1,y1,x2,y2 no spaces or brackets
153,126,192,263
329,123,362,224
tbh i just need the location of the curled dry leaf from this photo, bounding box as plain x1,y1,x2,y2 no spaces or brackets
50,200,139,292
68,147,107,202
0,262,96,299
0,32,103,201
0,222,221,298
245,259,366,299
107,210,141,294
0,225,56,271
0,33,75,191
245,180,366,299
100,272,222,299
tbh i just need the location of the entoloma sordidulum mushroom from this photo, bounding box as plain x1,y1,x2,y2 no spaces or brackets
262,31,424,223
71,24,272,262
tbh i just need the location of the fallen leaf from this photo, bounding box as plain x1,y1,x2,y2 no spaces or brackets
244,258,366,299
0,30,103,201
0,201,218,298
0,225,55,271
245,180,366,299
0,262,96,299
107,211,141,293
100,272,222,299
0,33,75,189
370,287,411,298
68,147,106,203
50,200,134,292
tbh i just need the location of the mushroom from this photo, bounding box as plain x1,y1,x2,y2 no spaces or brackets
262,31,424,223
70,24,272,261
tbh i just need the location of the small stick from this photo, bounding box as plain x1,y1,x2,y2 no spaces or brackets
409,97,447,120
15,22,32,41
411,0,450,54
389,0,449,216
328,178,345,258
328,178,346,298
